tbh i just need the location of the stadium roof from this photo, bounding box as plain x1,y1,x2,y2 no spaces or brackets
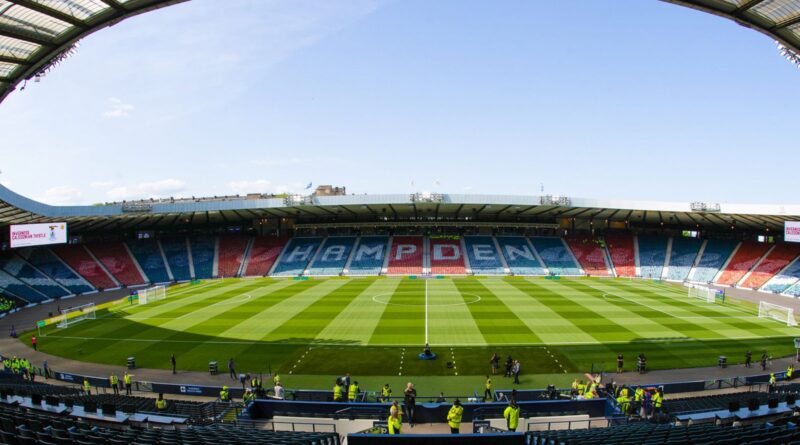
0,184,799,234
1,1,800,104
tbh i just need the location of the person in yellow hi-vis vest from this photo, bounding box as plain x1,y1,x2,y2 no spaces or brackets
348,381,360,402
653,387,664,413
83,378,91,395
381,383,392,403
123,372,132,395
447,399,463,434
109,374,119,395
333,379,344,402
503,399,520,432
156,393,167,411
387,403,402,434
484,376,493,401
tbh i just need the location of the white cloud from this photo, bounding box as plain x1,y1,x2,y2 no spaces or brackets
90,181,114,188
103,97,134,118
35,186,84,205
229,179,309,195
106,179,186,201
463,186,473,191
254,157,308,168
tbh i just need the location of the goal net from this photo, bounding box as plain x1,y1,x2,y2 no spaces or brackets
759,301,798,327
138,285,166,305
687,285,716,303
57,303,96,328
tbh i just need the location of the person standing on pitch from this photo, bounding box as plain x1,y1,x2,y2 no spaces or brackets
404,382,417,427
616,353,623,373
228,358,236,380
745,351,752,368
490,352,499,375
512,360,521,384
447,399,463,434
171,353,176,374
484,376,493,401
761,351,768,371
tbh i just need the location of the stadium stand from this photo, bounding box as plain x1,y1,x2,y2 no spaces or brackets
16,247,94,294
387,236,423,275
0,254,69,299
51,245,117,290
715,241,771,286
190,237,215,279
529,237,582,275
637,235,668,279
565,236,610,276
666,236,702,281
664,390,794,414
243,236,287,277
605,234,636,277
348,236,388,275
160,237,192,281
762,256,800,294
86,242,145,286
463,236,505,274
0,269,47,303
691,239,738,283
740,243,800,290
784,280,800,297
216,235,249,278
307,236,356,276
272,237,323,276
496,236,546,275
126,240,171,284
429,238,466,275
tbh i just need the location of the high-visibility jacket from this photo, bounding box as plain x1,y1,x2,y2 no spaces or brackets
770,374,777,385
788,367,794,379
110,375,118,386
333,384,343,401
220,389,230,401
616,395,630,413
447,405,464,429
584,390,595,399
251,377,261,388
382,386,392,398
653,392,663,408
124,374,132,385
634,388,644,402
83,380,90,392
348,384,359,401
485,378,492,390
388,415,402,434
619,388,629,398
503,405,520,430
577,383,586,394
243,392,255,403
156,399,166,410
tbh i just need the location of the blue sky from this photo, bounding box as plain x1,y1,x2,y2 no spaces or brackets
1,0,798,205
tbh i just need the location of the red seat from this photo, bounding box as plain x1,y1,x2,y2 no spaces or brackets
566,237,610,276
429,238,466,275
715,241,771,286
86,243,145,286
739,243,800,289
387,236,423,275
218,235,249,278
605,234,635,277
244,236,287,277
51,245,116,289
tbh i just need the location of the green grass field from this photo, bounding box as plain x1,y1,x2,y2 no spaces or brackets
22,276,800,394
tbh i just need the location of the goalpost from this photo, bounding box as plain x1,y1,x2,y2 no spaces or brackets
687,285,716,303
138,285,166,305
57,303,96,328
759,301,799,327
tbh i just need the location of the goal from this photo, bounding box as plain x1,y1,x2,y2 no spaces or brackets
57,303,96,328
687,285,716,303
759,301,798,327
138,285,166,305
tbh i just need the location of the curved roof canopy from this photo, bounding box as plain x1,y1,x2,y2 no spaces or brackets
0,0,184,103
0,0,799,104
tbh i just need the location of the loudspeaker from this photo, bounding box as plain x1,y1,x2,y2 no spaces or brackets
787,394,797,405
768,398,779,409
83,401,97,413
728,401,740,412
101,403,116,416
30,393,42,406
748,398,760,411
45,396,59,406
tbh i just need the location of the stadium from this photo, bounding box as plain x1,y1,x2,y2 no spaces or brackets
2,0,800,444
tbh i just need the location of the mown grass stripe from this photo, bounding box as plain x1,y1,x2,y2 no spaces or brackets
451,278,539,344
426,279,486,345
369,279,425,345
316,278,400,344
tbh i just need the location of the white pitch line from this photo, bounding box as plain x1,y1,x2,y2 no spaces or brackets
173,293,253,320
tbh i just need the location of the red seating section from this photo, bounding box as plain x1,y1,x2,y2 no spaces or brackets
429,238,466,275
566,237,610,276
605,234,636,277
51,245,117,289
218,235,249,278
244,236,287,277
387,236,423,275
86,243,145,286
715,241,771,286
739,243,800,289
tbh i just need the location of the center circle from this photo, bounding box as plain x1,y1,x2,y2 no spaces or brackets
371,292,482,307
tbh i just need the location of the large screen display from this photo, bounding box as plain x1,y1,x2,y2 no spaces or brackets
786,221,800,243
9,223,67,248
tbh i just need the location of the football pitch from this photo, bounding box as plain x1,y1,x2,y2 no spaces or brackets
23,276,799,391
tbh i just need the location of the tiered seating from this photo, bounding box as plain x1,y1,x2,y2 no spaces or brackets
429,238,466,275
51,245,116,289
691,239,738,283
740,243,800,290
565,236,610,276
665,390,790,414
784,281,800,297
190,237,215,279
17,248,93,294
529,237,582,275
463,236,504,274
716,241,771,286
0,269,46,303
272,237,323,276
216,235,249,278
160,237,192,281
86,243,145,286
0,254,69,299
126,240,170,283
763,257,800,294
495,236,545,275
386,236,423,275
348,236,388,275
606,234,636,277
637,235,668,279
666,237,702,281
243,236,286,276
307,237,356,276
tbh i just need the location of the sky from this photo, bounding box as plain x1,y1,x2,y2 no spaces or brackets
1,0,799,206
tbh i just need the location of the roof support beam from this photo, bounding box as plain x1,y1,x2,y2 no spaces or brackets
0,55,29,65
0,27,53,46
98,0,127,12
8,1,88,28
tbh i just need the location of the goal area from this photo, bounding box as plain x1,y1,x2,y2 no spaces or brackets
57,303,96,329
687,284,716,303
759,301,798,327
138,285,166,305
